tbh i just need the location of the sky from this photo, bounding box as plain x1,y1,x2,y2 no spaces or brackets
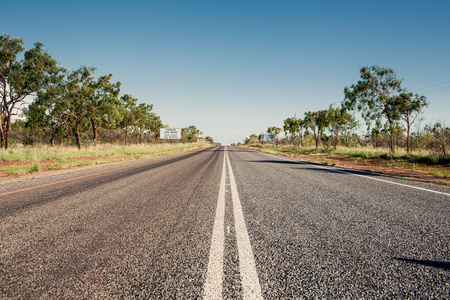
2,0,449,145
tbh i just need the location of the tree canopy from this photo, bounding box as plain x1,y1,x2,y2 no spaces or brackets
1,34,61,149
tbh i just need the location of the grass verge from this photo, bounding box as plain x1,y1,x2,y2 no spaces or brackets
0,143,212,179
243,144,450,184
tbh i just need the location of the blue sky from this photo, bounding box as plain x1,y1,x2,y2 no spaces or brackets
2,0,449,145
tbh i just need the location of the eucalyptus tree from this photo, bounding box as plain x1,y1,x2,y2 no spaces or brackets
182,125,202,142
33,76,70,146
394,91,428,153
23,99,48,145
120,94,138,145
133,102,154,144
59,66,95,149
148,113,163,142
0,34,61,149
42,66,121,149
283,117,305,147
304,110,329,149
327,104,357,150
87,73,121,146
425,122,449,156
244,134,259,145
343,66,403,152
267,126,281,135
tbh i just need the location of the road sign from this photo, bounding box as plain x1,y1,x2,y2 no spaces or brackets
197,137,205,143
160,128,181,139
261,134,276,142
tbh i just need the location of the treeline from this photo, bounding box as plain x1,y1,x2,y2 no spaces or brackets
243,66,449,156
1,34,213,149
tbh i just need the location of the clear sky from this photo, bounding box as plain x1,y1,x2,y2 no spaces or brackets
2,0,449,145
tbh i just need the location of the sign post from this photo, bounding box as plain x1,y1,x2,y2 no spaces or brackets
261,134,276,150
160,128,182,152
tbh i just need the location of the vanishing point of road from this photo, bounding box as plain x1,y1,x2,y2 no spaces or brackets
1,146,449,298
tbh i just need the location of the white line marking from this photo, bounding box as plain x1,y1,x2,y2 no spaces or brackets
203,148,227,299
262,152,450,196
226,150,263,299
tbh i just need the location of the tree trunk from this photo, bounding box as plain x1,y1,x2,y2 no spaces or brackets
4,115,11,149
406,125,411,153
75,124,82,150
315,132,319,149
50,125,55,147
390,132,395,153
334,130,339,150
299,131,303,148
124,128,128,145
1,78,7,147
92,122,98,147
0,123,5,147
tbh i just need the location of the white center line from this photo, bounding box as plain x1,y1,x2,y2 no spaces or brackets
226,150,263,299
203,147,227,299
204,148,263,299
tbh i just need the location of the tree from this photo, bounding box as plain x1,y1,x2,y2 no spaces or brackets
425,122,449,156
343,65,403,152
87,73,121,146
267,126,281,135
182,125,202,142
23,100,48,145
327,104,357,150
0,34,60,149
133,103,153,144
120,94,138,145
304,110,329,149
205,136,214,144
283,117,305,148
148,113,163,142
33,77,70,146
61,66,95,149
244,134,259,145
394,91,428,153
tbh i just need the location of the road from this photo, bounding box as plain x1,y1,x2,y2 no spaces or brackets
1,146,449,298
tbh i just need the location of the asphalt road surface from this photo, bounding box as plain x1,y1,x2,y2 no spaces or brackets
1,146,449,299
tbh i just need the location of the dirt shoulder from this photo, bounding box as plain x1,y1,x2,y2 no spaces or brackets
245,146,449,186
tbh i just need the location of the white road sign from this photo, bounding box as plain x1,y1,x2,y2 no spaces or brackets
261,134,276,142
160,128,181,139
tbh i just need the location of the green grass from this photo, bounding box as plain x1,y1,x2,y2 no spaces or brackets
265,145,449,166
246,144,449,169
29,163,40,174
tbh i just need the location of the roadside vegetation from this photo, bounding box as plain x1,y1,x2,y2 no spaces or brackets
0,33,218,179
241,144,449,183
0,143,211,178
238,66,449,183
1,33,215,150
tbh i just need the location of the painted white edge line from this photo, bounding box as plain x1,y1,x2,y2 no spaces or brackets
261,152,450,197
226,150,263,299
203,147,227,299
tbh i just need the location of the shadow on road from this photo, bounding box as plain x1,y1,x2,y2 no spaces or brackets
246,160,300,165
393,257,450,271
246,159,391,179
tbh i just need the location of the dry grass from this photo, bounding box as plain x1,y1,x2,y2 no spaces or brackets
0,143,211,179
245,144,450,182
